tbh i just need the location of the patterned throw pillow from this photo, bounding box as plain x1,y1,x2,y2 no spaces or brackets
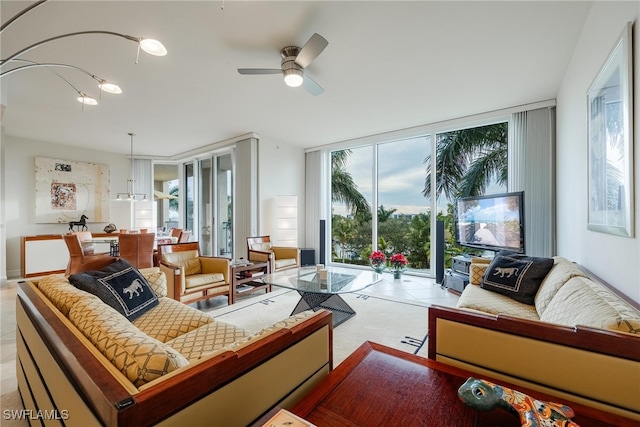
69,259,159,321
481,250,554,305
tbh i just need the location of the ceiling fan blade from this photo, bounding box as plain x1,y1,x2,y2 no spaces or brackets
237,68,282,75
295,33,328,68
302,74,324,96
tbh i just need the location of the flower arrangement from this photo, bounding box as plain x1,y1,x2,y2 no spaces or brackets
369,251,387,272
390,253,408,271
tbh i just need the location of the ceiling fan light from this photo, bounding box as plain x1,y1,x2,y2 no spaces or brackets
284,69,303,87
98,81,122,94
139,38,167,56
77,94,98,105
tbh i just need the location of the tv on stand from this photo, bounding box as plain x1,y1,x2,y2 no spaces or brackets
454,191,525,254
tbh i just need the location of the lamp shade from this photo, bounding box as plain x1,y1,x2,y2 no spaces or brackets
139,38,167,56
283,69,303,87
99,81,122,94
77,94,97,105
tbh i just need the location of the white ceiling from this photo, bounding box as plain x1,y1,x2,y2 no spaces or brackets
1,1,592,157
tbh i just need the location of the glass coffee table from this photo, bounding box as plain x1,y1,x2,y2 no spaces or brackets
259,266,383,327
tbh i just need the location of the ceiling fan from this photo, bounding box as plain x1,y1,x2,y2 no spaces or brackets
237,33,328,96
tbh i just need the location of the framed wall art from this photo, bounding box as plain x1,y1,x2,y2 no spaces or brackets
35,157,110,224
587,21,634,237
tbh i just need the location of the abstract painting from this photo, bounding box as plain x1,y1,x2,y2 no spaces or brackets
35,157,110,223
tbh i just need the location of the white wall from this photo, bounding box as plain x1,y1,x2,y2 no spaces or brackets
556,2,640,302
257,137,305,246
3,135,129,278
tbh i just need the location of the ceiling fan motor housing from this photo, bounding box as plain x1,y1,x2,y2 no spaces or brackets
281,46,304,87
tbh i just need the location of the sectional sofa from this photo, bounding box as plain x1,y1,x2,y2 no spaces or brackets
16,266,333,426
428,256,640,423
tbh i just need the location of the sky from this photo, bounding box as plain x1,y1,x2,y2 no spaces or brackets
332,136,451,216
332,134,507,218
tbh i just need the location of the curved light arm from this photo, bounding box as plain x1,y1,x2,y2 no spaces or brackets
0,31,166,66
0,60,122,94
2,62,100,79
0,0,49,34
1,59,98,105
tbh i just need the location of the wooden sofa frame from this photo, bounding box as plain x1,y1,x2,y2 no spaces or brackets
428,305,640,422
16,281,333,426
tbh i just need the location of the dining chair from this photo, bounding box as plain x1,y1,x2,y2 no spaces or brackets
118,233,155,269
178,230,191,243
72,231,110,256
63,233,118,275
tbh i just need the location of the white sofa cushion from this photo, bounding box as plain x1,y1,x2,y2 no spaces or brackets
456,284,540,320
540,276,640,334
534,256,587,316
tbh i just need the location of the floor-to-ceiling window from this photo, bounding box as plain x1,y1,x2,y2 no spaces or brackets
185,163,195,234
329,121,508,276
216,154,233,258
377,136,432,272
199,159,212,255
193,153,233,258
330,146,372,264
153,163,179,232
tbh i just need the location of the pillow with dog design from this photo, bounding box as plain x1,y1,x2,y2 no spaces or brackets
69,259,159,321
481,250,554,305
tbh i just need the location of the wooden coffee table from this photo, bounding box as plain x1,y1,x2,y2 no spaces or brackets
266,341,636,426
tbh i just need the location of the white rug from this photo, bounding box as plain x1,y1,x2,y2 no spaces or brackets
201,289,430,365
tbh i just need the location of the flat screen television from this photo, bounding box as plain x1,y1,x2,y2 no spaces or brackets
454,191,525,253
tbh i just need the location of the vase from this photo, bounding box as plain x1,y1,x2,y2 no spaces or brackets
370,261,386,274
392,266,406,280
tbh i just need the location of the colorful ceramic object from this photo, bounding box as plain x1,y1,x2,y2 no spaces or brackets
458,377,580,427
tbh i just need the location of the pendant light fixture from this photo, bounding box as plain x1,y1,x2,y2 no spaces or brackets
115,132,147,201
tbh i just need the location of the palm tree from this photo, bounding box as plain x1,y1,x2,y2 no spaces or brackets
332,150,370,216
422,123,508,200
377,205,397,222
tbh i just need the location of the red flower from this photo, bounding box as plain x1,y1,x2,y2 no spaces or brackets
369,251,386,264
390,253,408,269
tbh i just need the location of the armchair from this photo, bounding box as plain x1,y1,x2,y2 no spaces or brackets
158,242,231,304
247,235,300,273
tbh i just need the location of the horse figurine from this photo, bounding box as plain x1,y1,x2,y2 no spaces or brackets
458,377,580,427
68,214,88,232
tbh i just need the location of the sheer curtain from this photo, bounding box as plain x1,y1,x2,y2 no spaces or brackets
508,107,556,257
235,137,259,259
305,150,327,265
133,159,152,197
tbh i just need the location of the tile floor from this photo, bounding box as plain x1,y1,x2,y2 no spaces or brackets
0,271,458,423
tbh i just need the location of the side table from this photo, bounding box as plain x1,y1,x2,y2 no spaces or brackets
252,341,637,426
230,261,270,304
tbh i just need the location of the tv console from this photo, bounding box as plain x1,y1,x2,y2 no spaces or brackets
445,255,472,293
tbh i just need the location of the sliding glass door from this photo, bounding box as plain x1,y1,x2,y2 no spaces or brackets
195,153,233,258
216,154,233,258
